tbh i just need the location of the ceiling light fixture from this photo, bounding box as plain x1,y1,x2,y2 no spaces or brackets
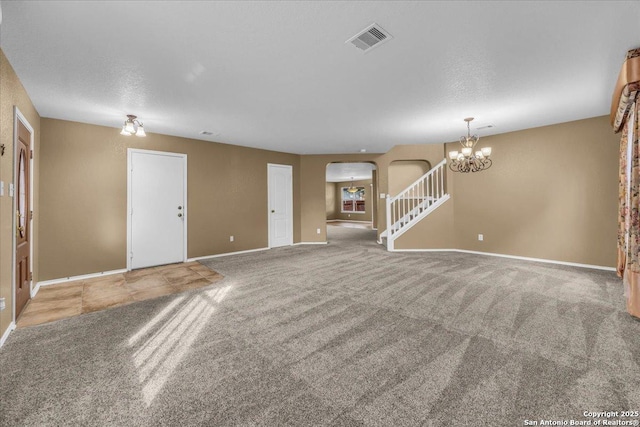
347,177,360,193
448,117,492,173
120,114,146,137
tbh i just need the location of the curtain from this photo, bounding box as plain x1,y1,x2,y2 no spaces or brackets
618,101,640,317
613,47,640,318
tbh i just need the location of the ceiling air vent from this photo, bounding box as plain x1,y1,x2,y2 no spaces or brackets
346,23,392,53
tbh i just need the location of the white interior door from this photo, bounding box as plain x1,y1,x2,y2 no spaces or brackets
268,164,293,248
129,149,187,269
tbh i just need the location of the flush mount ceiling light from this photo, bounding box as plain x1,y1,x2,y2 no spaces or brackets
120,114,146,137
448,117,492,173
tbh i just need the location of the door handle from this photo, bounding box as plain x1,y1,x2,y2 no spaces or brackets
178,213,183,218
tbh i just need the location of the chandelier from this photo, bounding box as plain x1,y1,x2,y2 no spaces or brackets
346,177,359,193
120,115,146,137
448,117,492,173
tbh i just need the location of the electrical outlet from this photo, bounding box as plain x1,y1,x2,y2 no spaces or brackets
0,297,5,311
478,234,484,241
230,236,234,242
380,193,386,199
316,228,321,234
348,214,351,218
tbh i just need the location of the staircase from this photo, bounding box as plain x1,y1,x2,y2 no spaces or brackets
382,159,450,250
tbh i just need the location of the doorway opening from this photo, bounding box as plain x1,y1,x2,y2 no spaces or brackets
325,162,378,244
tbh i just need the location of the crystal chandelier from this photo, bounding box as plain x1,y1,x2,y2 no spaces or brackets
120,114,146,137
448,117,492,173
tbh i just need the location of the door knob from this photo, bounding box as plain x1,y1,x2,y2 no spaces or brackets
271,210,275,213
178,213,183,218
178,206,182,210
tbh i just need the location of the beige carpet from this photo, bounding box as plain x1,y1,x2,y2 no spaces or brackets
0,226,637,426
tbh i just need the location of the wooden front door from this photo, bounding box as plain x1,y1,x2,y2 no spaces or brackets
15,119,31,318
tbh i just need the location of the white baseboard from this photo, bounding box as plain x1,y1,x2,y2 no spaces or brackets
30,282,41,298
0,321,16,348
392,248,456,252
294,242,328,245
391,248,616,272
38,269,128,287
188,247,270,261
327,220,371,223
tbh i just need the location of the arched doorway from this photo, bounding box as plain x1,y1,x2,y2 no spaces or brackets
325,162,378,244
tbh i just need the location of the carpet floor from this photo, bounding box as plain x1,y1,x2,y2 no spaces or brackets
0,227,638,426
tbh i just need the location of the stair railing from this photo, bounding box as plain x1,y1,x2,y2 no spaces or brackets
385,158,449,250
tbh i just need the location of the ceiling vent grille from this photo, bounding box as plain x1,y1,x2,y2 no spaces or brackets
346,23,392,53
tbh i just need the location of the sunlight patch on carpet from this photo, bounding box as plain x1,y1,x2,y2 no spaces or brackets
129,285,232,406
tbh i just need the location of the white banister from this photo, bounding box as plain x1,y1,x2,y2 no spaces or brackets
385,158,450,250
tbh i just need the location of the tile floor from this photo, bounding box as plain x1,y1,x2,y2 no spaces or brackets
17,261,223,328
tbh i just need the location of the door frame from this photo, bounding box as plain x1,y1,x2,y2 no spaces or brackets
267,163,293,248
126,148,188,271
12,107,35,323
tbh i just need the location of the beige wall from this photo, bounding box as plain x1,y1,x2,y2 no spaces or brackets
331,179,373,221
451,115,618,267
394,195,455,249
388,160,431,196
395,116,618,268
39,119,301,281
0,50,41,339
325,182,337,220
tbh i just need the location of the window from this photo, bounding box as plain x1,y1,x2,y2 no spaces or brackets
341,186,366,213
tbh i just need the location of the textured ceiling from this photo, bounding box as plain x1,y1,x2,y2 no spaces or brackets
0,1,638,155
326,163,376,183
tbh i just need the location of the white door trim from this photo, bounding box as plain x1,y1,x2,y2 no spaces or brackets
267,163,293,248
12,107,35,324
127,148,188,271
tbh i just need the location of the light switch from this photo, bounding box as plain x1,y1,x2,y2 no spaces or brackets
0,181,4,196
9,183,14,197
380,193,386,199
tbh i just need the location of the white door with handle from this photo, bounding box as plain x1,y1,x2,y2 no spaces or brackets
128,149,187,269
268,164,293,248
